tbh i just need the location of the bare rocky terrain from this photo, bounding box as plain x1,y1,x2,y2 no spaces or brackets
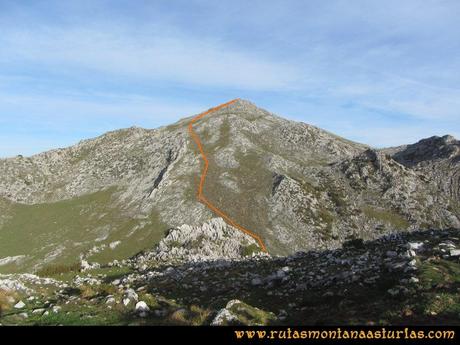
0,99,459,325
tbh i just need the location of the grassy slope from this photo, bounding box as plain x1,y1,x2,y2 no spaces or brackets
0,188,167,274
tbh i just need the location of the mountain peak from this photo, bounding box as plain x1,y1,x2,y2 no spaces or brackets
220,98,266,114
441,134,457,144
422,134,458,145
230,98,257,107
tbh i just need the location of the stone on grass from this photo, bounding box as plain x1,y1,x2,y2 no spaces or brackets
14,301,25,309
135,301,150,317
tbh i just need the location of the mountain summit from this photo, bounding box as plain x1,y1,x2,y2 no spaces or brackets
0,99,459,273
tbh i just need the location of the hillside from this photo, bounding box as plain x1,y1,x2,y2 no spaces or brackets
0,99,459,274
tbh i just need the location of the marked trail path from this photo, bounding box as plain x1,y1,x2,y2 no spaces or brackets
188,99,268,252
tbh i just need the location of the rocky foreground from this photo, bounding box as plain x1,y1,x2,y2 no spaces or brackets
1,225,459,325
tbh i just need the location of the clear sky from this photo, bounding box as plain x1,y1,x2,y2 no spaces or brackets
1,0,459,157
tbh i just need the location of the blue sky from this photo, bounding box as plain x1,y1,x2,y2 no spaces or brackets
0,0,459,157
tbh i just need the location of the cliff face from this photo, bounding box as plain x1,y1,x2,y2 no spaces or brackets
0,99,458,273
385,135,460,206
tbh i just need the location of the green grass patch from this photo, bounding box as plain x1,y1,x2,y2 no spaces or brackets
419,259,460,288
241,244,261,257
0,187,168,274
168,305,212,325
362,206,410,230
36,263,81,277
226,301,277,325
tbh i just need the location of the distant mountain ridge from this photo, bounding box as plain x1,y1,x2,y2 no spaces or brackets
0,99,459,273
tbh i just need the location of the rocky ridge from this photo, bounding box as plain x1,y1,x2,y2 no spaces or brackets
136,217,262,263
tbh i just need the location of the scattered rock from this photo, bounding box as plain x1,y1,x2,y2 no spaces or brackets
409,277,420,283
211,309,238,326
408,242,424,250
106,297,116,305
123,288,138,305
251,277,262,286
14,301,25,309
386,251,398,258
387,288,399,296
135,301,150,316
32,308,46,315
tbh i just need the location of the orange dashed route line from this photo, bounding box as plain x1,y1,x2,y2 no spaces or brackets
188,99,268,253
